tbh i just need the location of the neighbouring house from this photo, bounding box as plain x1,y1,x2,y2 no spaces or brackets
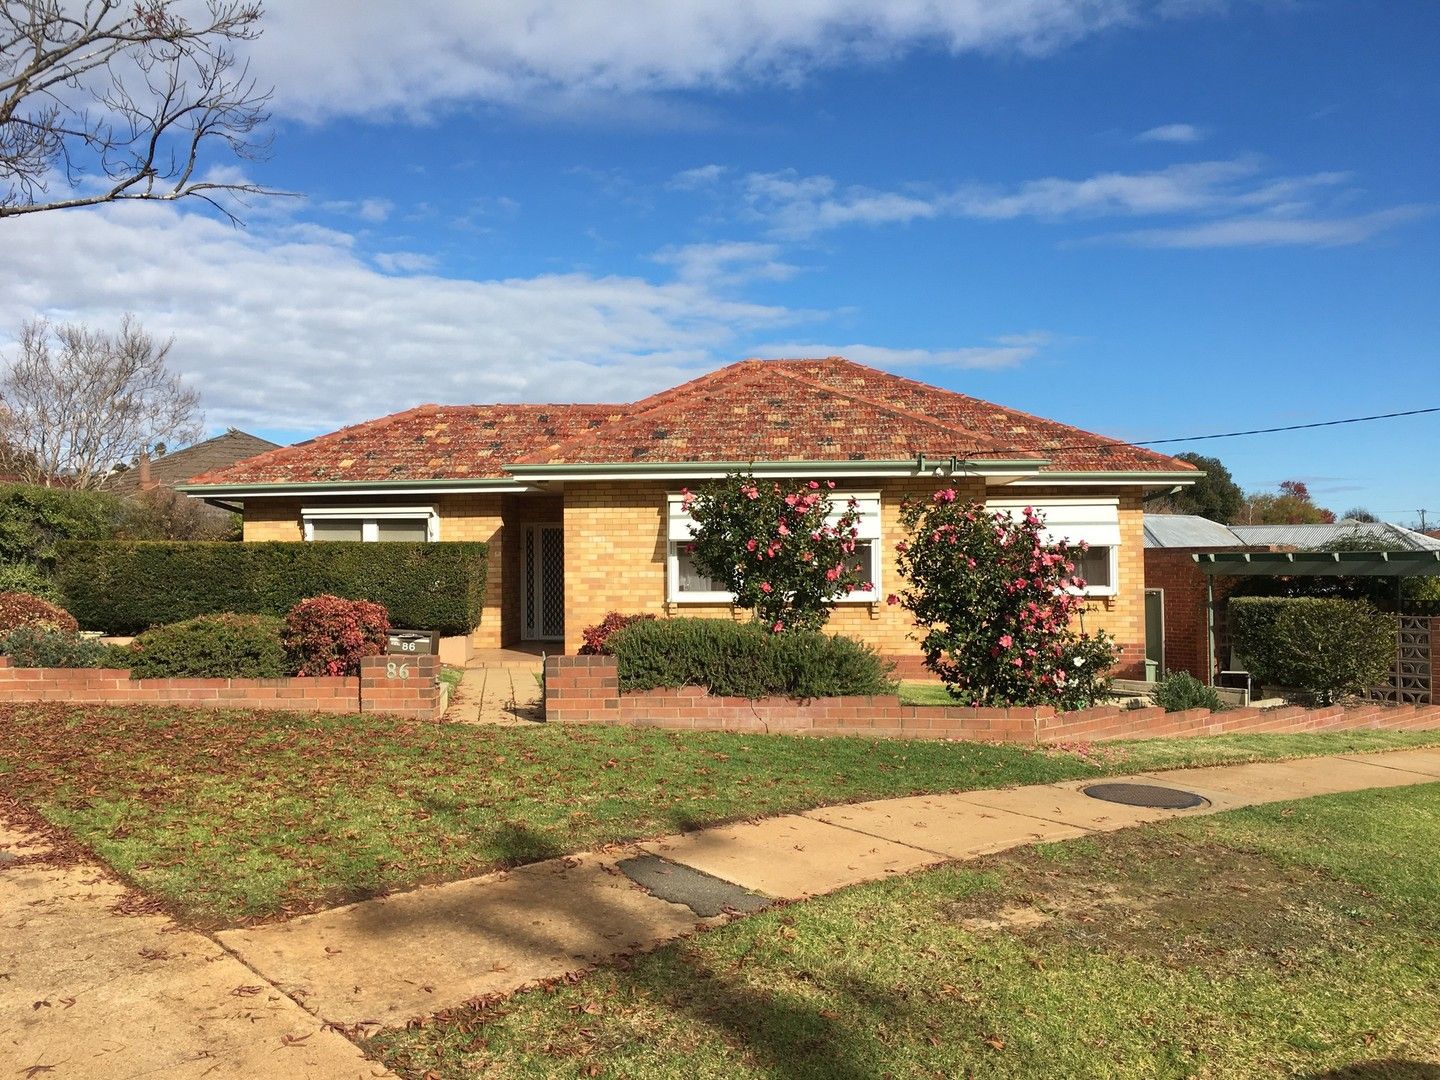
1143,514,1440,682
181,358,1198,674
107,429,281,530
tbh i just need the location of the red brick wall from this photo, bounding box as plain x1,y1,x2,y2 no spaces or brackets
1143,549,1254,680
544,655,1440,743
0,655,444,720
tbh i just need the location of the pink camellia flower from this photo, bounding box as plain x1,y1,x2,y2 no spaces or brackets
886,594,899,605
809,480,820,489
826,481,836,489
777,523,790,536
746,538,758,551
773,620,785,632
1011,657,1024,667
785,493,798,507
998,633,1013,648
759,581,773,593
895,540,909,553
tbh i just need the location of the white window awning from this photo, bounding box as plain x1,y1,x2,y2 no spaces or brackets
667,493,880,541
987,498,1121,548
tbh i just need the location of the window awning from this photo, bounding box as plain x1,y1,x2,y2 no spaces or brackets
667,494,881,541
1193,550,1440,578
987,499,1121,548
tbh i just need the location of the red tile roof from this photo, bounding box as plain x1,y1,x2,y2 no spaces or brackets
188,358,1194,486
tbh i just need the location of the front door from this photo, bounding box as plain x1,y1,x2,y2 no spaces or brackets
523,524,564,641
1144,588,1165,674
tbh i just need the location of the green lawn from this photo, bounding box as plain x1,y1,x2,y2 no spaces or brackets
3,701,1439,928
372,782,1440,1079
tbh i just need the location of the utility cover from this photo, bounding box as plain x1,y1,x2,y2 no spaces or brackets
617,855,772,918
1082,783,1208,810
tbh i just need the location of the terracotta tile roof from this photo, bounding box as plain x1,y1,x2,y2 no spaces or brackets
106,430,281,494
188,404,624,485
188,358,1193,487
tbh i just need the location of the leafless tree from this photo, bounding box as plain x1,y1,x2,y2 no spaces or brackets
1,1,280,222
0,314,202,487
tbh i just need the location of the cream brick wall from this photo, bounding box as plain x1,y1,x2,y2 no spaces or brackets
241,499,302,541
560,478,1147,663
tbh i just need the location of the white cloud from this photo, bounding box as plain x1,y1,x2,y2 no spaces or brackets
372,251,438,273
250,2,1204,122
1103,205,1433,248
1136,122,1205,143
0,205,808,433
749,335,1052,370
320,197,394,222
736,160,1423,246
669,164,729,190
651,241,800,286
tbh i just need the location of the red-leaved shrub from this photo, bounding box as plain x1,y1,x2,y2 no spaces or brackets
0,591,79,634
281,595,390,677
580,611,656,654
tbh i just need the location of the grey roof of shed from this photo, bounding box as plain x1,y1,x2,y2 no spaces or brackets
1143,514,1243,549
1144,513,1440,552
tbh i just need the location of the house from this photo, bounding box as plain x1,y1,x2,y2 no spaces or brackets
108,429,282,535
181,358,1197,674
1143,514,1440,680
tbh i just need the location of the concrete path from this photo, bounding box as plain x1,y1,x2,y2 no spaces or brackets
0,821,388,1080
446,665,543,725
216,748,1440,1034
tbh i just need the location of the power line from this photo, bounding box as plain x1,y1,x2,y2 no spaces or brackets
964,405,1440,460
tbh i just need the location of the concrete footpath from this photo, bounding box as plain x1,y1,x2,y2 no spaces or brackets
5,748,1440,1078
220,749,1440,1031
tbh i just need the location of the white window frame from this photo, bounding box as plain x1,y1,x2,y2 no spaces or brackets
302,505,440,543
665,492,883,604
986,497,1120,598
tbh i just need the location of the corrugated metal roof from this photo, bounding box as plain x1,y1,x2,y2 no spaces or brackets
1229,521,1440,552
1143,514,1243,549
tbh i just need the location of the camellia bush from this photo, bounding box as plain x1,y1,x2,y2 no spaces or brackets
890,492,1117,708
682,473,869,632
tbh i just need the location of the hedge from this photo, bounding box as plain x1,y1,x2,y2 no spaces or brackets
607,617,896,699
55,540,488,636
130,614,288,679
1229,595,1395,704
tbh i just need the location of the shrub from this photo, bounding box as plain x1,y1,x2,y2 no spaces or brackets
0,483,129,566
607,617,895,699
0,625,115,668
1150,670,1226,713
580,611,656,654
891,494,1117,709
282,595,389,677
1230,596,1395,704
683,473,868,632
130,614,287,679
55,540,487,635
0,561,62,602
0,591,79,634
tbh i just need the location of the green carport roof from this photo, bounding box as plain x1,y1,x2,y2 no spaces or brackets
1193,550,1440,578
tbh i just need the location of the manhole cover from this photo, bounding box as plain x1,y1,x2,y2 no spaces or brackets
617,855,772,918
1082,783,1208,810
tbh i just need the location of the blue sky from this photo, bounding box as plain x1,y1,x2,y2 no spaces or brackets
4,1,1437,521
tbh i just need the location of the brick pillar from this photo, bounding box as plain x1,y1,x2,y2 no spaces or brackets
359,654,444,719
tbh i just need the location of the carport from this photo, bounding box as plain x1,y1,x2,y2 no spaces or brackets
1193,549,1440,695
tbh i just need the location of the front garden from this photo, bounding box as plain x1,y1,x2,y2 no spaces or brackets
3,698,1438,928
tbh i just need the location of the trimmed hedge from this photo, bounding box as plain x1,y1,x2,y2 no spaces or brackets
130,614,287,679
55,540,488,635
1230,596,1395,704
607,617,896,699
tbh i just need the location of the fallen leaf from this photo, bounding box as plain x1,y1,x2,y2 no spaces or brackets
985,1035,1006,1051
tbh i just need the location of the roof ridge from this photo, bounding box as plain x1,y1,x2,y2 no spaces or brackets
766,361,1034,460
776,356,1194,470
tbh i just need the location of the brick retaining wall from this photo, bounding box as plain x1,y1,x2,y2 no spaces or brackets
544,655,1440,743
0,654,444,720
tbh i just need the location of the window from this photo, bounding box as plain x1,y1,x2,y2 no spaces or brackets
302,506,439,542
986,498,1120,597
665,492,882,603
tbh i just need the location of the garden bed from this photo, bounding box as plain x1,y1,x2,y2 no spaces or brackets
546,655,1440,743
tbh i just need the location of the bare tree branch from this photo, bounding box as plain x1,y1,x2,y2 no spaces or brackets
0,313,203,488
0,1,287,222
